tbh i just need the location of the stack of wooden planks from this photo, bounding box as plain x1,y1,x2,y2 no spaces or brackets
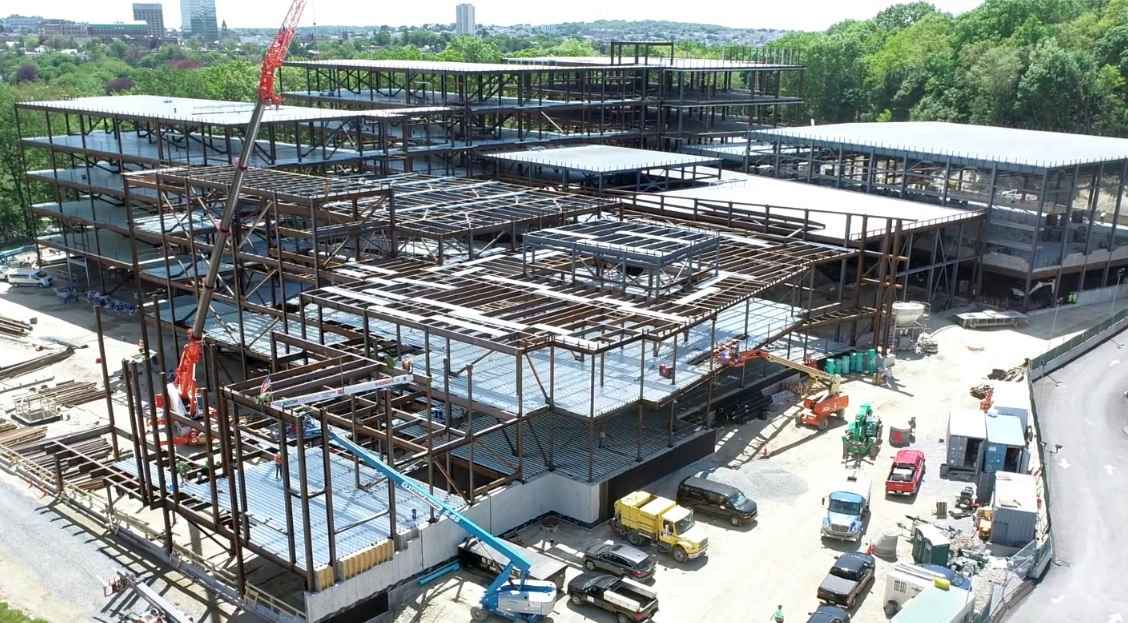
0,314,33,337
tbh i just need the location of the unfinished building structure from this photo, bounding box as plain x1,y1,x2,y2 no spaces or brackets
282,44,804,175
8,84,990,623
742,122,1128,308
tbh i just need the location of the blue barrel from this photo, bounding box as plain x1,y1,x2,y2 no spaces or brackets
838,355,850,375
824,358,837,376
851,352,863,373
866,349,878,373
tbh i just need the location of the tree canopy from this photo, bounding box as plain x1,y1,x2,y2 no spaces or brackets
772,0,1128,135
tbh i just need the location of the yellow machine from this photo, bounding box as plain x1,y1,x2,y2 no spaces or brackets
611,491,708,563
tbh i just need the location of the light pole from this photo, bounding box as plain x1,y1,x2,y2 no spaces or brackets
1109,268,1126,318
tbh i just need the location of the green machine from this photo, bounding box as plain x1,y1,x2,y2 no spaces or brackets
842,403,883,460
911,524,952,565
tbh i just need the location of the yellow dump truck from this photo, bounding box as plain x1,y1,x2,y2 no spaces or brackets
611,491,708,563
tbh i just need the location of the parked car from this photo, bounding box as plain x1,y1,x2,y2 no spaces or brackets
885,449,925,496
817,552,875,609
583,541,656,580
676,475,758,527
567,572,658,623
807,604,852,623
5,268,52,288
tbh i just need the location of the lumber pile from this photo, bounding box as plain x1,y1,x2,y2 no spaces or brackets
14,380,105,408
0,314,33,337
0,425,46,448
0,347,74,381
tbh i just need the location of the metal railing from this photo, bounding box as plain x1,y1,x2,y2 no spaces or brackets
1029,306,1128,377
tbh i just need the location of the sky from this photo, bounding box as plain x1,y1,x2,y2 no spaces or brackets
5,0,984,32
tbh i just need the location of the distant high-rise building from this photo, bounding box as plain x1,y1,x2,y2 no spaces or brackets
455,3,476,36
131,3,164,38
180,0,217,40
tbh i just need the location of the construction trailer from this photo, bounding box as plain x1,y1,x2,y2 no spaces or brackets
745,121,1128,308
989,471,1039,548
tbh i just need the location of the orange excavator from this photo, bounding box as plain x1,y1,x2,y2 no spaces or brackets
714,340,849,431
167,0,307,427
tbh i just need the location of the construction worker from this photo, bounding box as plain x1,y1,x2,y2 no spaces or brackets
274,451,283,479
771,605,785,622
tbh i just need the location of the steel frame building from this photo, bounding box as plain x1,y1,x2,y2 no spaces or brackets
745,122,1128,308
283,45,805,174
10,85,997,623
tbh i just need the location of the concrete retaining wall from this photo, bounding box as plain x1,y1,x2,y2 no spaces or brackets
304,471,600,622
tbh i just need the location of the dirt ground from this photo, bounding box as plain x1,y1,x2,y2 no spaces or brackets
392,303,1113,623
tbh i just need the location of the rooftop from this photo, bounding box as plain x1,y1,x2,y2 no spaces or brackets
505,56,800,70
749,121,1128,171
19,95,365,127
646,175,980,241
482,144,720,176
286,58,616,73
992,471,1038,513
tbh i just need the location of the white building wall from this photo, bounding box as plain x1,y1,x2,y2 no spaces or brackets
304,471,599,621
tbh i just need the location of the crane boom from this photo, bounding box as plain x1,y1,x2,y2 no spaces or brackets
174,0,307,412
716,344,838,388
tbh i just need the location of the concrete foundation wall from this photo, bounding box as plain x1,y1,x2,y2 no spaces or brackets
303,471,600,622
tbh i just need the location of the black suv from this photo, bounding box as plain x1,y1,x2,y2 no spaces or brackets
807,604,851,623
676,475,757,526
582,541,656,580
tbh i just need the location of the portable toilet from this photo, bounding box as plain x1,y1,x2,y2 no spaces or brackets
990,472,1038,547
911,524,951,566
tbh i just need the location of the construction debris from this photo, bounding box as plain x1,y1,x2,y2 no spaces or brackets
0,347,74,381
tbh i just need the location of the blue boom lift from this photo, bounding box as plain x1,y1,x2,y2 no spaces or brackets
299,412,556,621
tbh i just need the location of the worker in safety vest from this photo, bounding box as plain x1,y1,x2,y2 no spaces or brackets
771,605,785,622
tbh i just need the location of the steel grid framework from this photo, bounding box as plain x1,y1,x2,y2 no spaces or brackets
745,125,1128,308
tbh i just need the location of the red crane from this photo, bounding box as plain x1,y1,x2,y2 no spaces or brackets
172,0,307,417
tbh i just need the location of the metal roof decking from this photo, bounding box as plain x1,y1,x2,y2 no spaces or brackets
19,94,368,127
749,121,1128,172
114,448,460,573
286,58,624,73
481,145,720,176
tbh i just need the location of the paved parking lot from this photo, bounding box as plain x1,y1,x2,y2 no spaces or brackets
391,313,1063,623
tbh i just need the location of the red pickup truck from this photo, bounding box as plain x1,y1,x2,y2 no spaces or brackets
885,449,925,496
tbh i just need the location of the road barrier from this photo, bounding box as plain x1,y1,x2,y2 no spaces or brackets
1028,307,1128,380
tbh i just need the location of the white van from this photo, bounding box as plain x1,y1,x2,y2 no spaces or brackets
5,268,53,288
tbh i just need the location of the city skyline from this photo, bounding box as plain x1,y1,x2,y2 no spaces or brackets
2,0,983,32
